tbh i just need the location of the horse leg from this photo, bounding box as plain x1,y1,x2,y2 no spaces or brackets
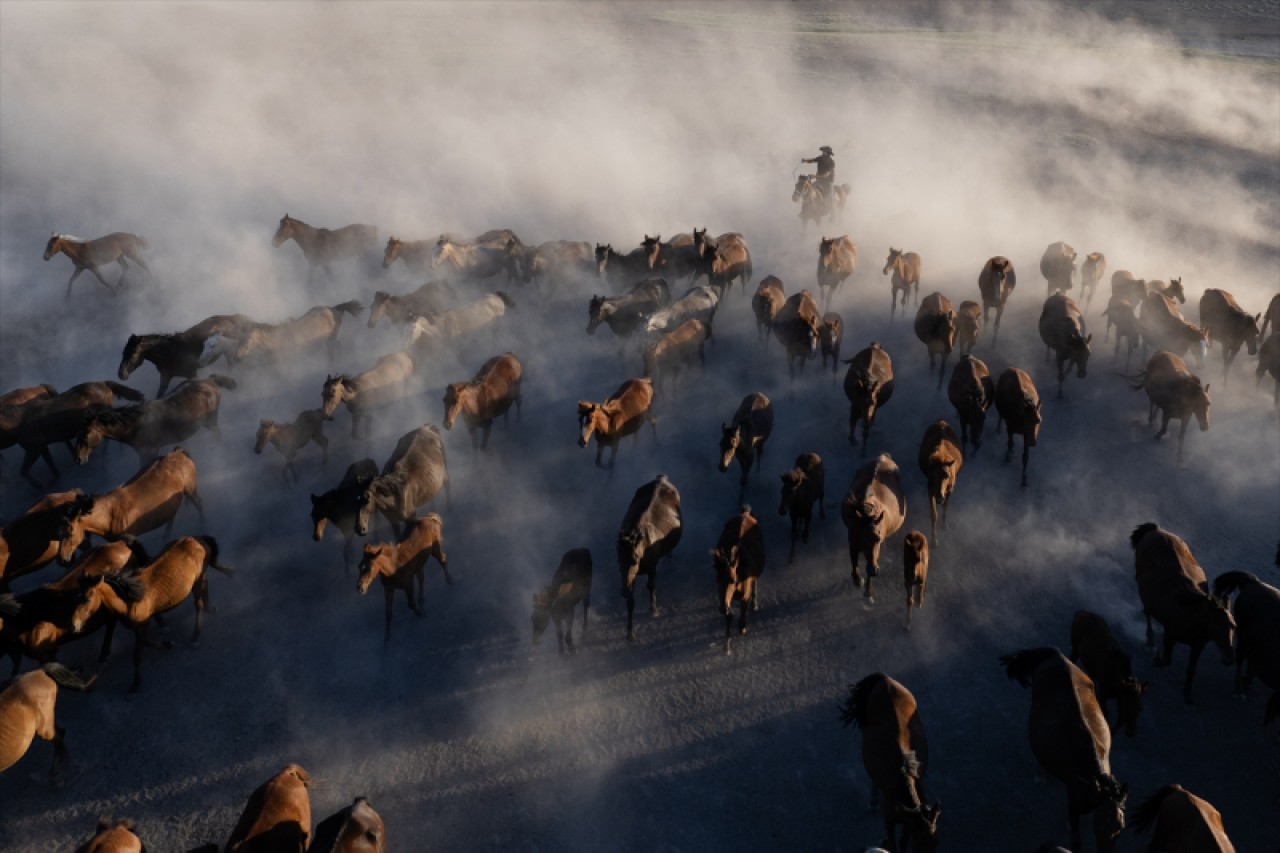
49,725,69,786
1020,437,1030,487
187,488,205,523
929,495,939,548
192,574,208,643
648,571,659,617
848,534,864,591
129,624,146,693
556,616,566,655
723,604,734,655
383,585,394,644
1176,418,1190,463
1183,643,1204,705
88,265,116,294
116,257,130,288
1067,800,1083,852
481,423,492,451
1154,412,1171,440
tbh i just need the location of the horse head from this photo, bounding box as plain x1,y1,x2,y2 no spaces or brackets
73,412,111,465
321,375,353,419
531,586,554,645
594,244,612,277
272,214,295,248
382,236,402,268
442,383,469,430
42,232,63,261
255,420,278,454
617,530,646,594
1190,379,1211,431
1091,776,1127,852
792,174,812,202
883,247,902,275
709,543,741,586
577,402,601,447
118,334,146,380
55,494,97,564
1166,276,1186,304
357,544,392,594
586,295,609,335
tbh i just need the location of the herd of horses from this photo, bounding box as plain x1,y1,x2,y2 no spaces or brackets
6,201,1277,851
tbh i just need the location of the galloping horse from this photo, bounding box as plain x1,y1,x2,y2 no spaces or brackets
43,232,149,298
792,174,850,231
272,214,377,279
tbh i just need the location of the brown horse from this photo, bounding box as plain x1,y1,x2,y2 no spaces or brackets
74,376,235,463
977,256,1017,342
1213,571,1280,725
902,532,929,630
914,293,957,388
224,763,313,853
2,381,145,486
917,421,962,547
587,279,672,351
643,318,708,394
532,549,592,655
1198,288,1261,384
407,291,515,354
1109,270,1148,310
779,452,824,563
646,232,699,282
44,232,149,297
1139,291,1207,367
705,236,753,296
1260,292,1280,338
1258,331,1280,406
0,490,86,590
1079,252,1106,308
1122,352,1211,463
1039,291,1092,399
792,174,850,230
272,214,377,280
617,474,682,641
955,300,980,356
73,817,145,852
843,342,895,453
1131,523,1235,705
0,384,57,407
58,448,203,562
311,459,379,573
1040,241,1077,294
382,236,434,274
235,301,364,362
1069,611,1147,737
443,353,523,451
358,514,450,643
578,378,657,470
947,355,994,453
0,662,95,782
718,393,773,500
838,674,940,852
1101,295,1140,368
595,242,656,290
994,368,1041,487
842,453,906,606
710,506,765,654
321,351,416,439
816,235,857,310
820,312,844,375
1131,785,1236,852
772,290,821,378
883,248,921,318
119,313,254,396
255,409,329,483
1000,648,1127,852
72,536,232,692
367,280,456,328
310,797,387,853
751,276,786,344
355,424,450,537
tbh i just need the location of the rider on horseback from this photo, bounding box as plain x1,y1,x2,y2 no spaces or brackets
801,146,836,197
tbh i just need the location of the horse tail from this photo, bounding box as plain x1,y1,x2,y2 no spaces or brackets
197,536,235,576
0,592,19,621
999,647,1058,687
1114,369,1146,391
495,290,516,309
1130,522,1159,550
42,661,96,692
1131,784,1182,834
117,534,152,568
333,299,365,317
1212,570,1259,599
837,673,887,729
207,374,238,390
104,381,145,402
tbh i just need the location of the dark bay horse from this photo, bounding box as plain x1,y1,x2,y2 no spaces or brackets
1213,570,1280,725
43,232,149,298
119,313,254,397
74,376,235,463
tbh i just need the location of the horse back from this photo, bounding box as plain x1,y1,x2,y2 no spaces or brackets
1027,654,1111,780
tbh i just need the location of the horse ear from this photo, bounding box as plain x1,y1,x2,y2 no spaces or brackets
1203,383,1210,395
1085,334,1093,344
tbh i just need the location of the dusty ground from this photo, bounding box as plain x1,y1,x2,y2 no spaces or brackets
0,2,1276,850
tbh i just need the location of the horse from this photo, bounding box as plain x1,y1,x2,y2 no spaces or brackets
2,381,145,486
1039,291,1092,399
0,490,87,590
119,313,254,396
710,506,765,655
718,393,773,501
1213,571,1280,725
311,459,379,574
1000,648,1127,852
1198,288,1261,384
72,536,232,692
977,256,1017,342
617,474,682,640
1258,331,1280,407
916,421,962,548
321,352,416,439
842,453,907,606
1130,785,1236,852
310,797,387,853
587,279,671,352
516,240,594,289
596,241,659,290
902,532,929,630
883,248,921,318
443,353,523,451
1101,295,1140,368
74,376,235,464
913,293,957,388
843,342,895,453
1138,291,1207,367
779,452,824,563
73,818,146,852
820,312,844,375
407,292,515,355
955,301,980,356
43,232,149,298
816,235,857,310
645,232,699,282
0,384,57,407
1260,292,1280,338
705,237,753,297
255,409,329,483
1079,252,1106,308
57,448,203,563
355,424,450,537
1121,352,1211,463
994,368,1041,487
234,301,364,362
367,281,456,328
643,319,708,395
644,285,719,337
1109,270,1149,312
1069,611,1147,737
771,290,821,379
272,214,377,280
432,235,520,282
1130,523,1235,705
532,549,592,655
358,514,450,643
752,277,786,343
838,674,940,852
1039,241,1077,294
382,236,434,274
947,355,994,454
792,174,850,230
578,378,657,470
0,662,96,783
223,763,313,853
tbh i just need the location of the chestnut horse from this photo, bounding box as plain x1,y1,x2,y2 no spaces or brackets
816,235,857,310
44,232,149,297
577,378,657,470
977,256,1017,342
902,532,929,630
2,381,144,486
842,453,907,606
272,214,377,280
718,393,773,500
532,548,592,655
883,248,921,318
0,490,86,590
994,368,1041,487
224,764,313,853
751,277,786,344
843,342,895,453
617,474,682,640
255,409,329,483
358,514,450,643
1121,352,1211,463
710,505,765,654
1131,785,1236,852
443,353,523,451
0,662,96,782
771,290,821,379
917,421,962,547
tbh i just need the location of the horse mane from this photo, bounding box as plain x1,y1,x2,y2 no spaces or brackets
1212,570,1259,599
41,661,95,692
96,405,145,427
1130,522,1159,550
104,572,147,603
999,647,1059,687
838,673,888,729
0,592,19,620
1130,784,1181,834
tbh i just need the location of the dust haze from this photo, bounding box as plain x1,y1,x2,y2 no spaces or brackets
1,1,1276,850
